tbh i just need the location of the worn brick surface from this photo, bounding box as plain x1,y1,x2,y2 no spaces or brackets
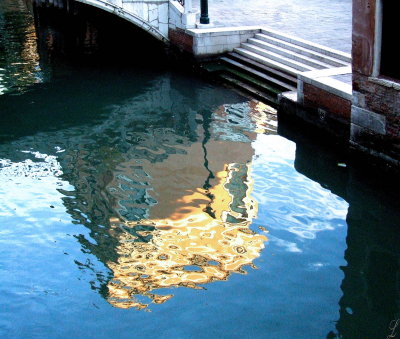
353,73,400,138
303,83,351,122
168,28,193,53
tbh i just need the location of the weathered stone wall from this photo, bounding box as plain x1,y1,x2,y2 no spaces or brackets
352,74,400,164
351,0,400,166
168,0,196,31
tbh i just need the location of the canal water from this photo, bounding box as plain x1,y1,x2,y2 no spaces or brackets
0,1,399,338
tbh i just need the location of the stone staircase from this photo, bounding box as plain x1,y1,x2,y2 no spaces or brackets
207,29,352,105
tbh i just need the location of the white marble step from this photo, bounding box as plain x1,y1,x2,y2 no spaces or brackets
254,33,349,67
240,43,315,73
221,56,297,91
248,38,334,70
228,52,298,84
260,28,351,63
234,47,304,76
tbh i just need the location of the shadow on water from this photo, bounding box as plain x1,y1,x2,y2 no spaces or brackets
0,68,160,142
0,0,201,142
279,119,400,339
0,0,172,141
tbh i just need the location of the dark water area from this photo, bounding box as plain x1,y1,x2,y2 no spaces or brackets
0,1,399,338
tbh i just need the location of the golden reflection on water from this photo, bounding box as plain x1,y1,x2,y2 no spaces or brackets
103,102,278,309
107,162,267,310
89,101,277,310
252,101,278,134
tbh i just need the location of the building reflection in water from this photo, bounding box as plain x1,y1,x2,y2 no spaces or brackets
107,161,265,309
103,100,273,309
62,100,273,310
0,0,46,95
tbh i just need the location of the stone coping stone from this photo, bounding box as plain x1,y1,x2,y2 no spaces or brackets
332,74,352,84
368,77,400,91
186,26,262,37
299,66,352,101
280,91,298,102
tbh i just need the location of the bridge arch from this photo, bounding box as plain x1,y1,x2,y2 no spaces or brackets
76,0,169,43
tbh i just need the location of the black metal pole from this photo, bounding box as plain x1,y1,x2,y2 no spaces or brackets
200,0,210,24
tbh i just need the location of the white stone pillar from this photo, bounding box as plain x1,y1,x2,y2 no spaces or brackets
184,0,192,13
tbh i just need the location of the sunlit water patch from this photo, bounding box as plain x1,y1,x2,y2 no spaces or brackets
251,134,348,245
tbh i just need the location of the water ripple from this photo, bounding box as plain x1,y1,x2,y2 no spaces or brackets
251,134,348,244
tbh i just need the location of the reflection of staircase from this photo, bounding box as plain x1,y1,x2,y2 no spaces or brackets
205,29,351,105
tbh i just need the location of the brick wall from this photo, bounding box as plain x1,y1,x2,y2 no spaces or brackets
304,83,351,122
168,28,193,53
351,0,400,165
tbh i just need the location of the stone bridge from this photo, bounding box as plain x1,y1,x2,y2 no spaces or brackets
33,0,197,43
32,0,258,57
76,0,197,42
